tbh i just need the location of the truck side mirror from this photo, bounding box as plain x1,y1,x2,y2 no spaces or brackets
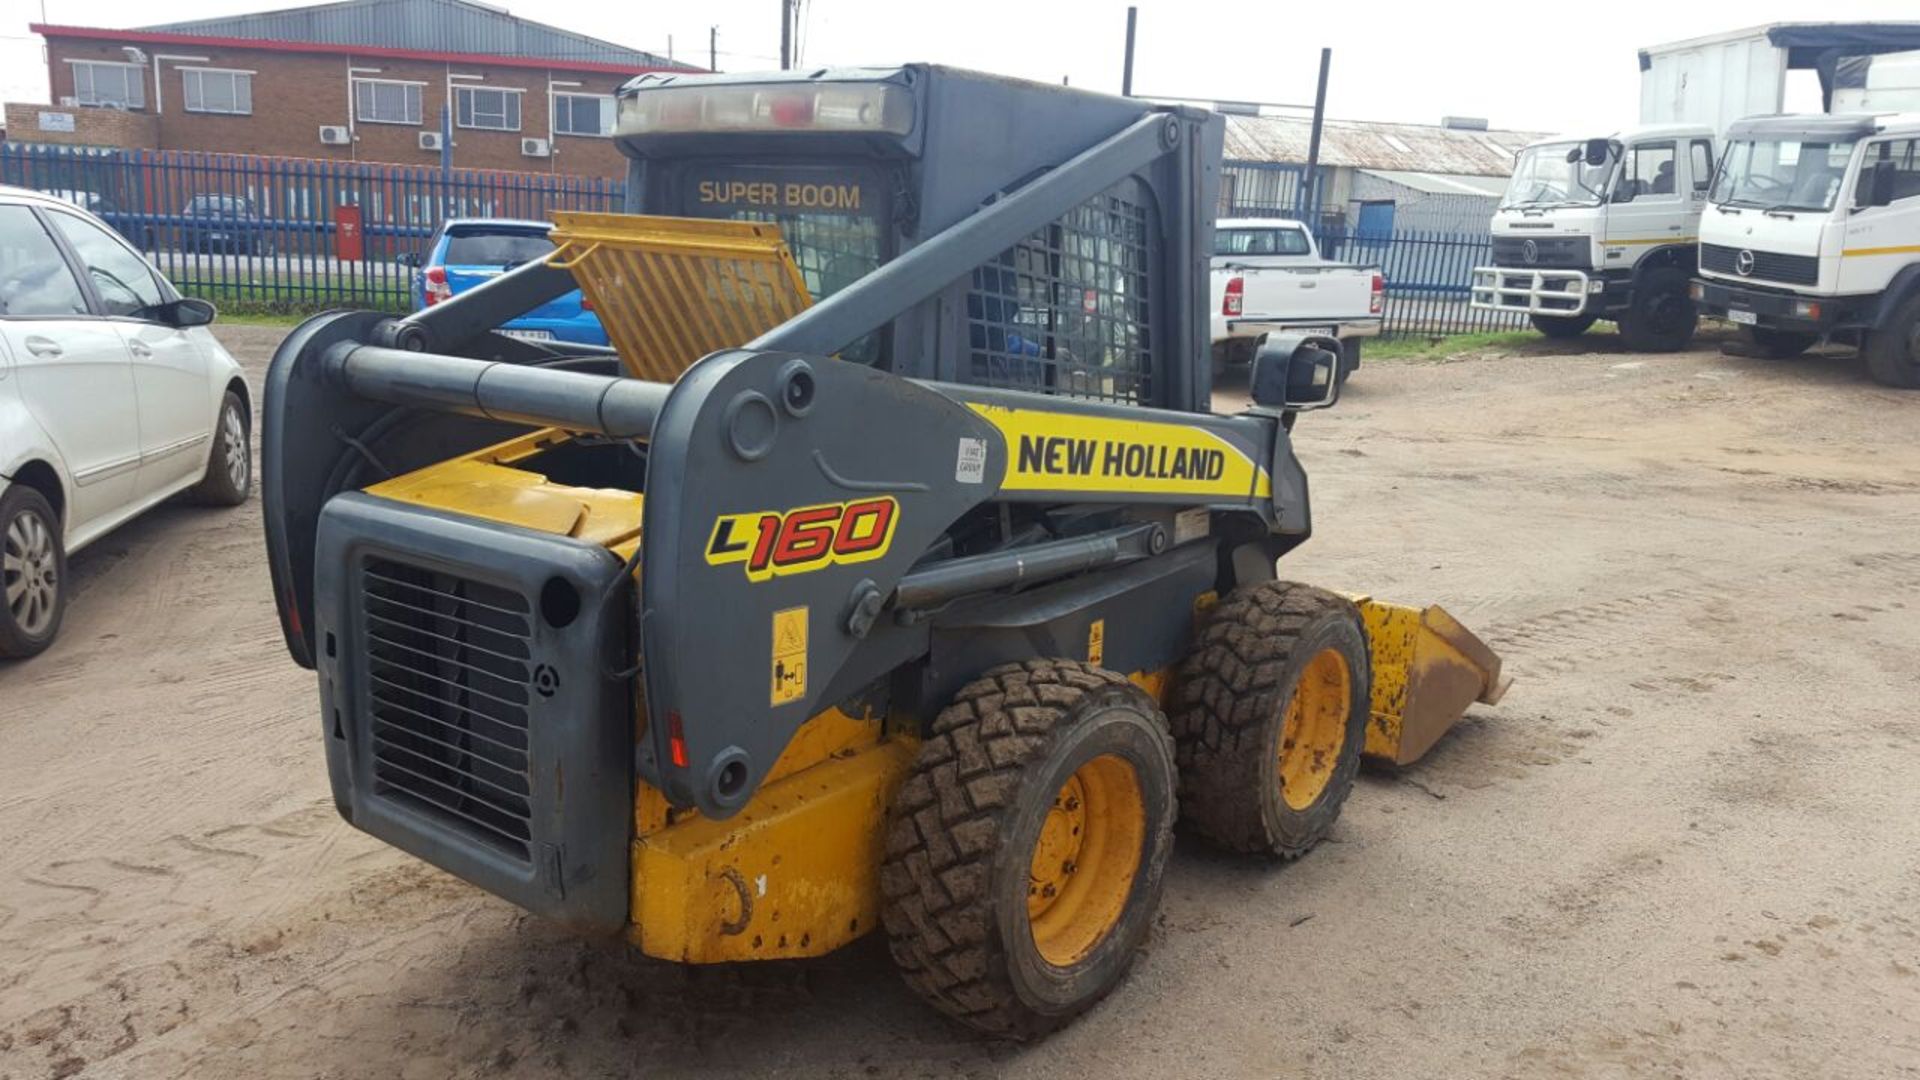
1250,333,1341,412
1584,138,1612,167
1864,160,1898,208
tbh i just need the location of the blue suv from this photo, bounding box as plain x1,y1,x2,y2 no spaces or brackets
406,219,607,346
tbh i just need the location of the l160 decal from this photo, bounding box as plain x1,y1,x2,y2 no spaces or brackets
705,497,900,582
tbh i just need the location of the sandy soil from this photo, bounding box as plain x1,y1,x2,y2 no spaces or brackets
3,325,1917,1079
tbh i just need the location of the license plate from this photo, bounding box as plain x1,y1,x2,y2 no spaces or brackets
1294,326,1336,337
500,329,554,341
1728,309,1757,326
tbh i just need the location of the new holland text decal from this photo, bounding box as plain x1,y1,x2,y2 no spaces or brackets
967,404,1272,499
706,497,900,582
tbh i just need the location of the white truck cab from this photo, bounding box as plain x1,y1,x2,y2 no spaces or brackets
1471,124,1717,350
1691,112,1920,386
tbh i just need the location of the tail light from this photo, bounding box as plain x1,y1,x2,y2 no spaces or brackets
423,265,452,306
1369,272,1385,315
1222,276,1244,317
579,294,594,312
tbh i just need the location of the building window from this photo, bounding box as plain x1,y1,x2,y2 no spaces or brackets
354,78,423,126
70,61,145,109
455,86,521,132
182,69,253,115
553,92,615,137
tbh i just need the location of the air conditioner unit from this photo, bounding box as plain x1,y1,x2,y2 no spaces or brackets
318,125,351,146
520,137,550,158
418,131,443,151
58,96,78,107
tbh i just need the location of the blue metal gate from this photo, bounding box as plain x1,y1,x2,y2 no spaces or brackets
0,141,626,311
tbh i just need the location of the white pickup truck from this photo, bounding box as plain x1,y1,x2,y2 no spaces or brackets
1210,217,1384,382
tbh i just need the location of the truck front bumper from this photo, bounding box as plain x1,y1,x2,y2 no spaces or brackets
1689,277,1872,334
1470,265,1602,317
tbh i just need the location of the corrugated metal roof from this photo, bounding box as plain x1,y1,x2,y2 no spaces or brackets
1357,169,1510,197
1224,114,1546,176
143,0,691,69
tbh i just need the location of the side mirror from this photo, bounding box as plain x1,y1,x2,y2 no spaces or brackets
396,252,422,268
144,297,217,328
1864,160,1897,208
1249,333,1341,411
1585,138,1612,167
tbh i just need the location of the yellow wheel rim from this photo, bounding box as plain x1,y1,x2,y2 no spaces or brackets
1279,648,1351,811
1026,753,1145,967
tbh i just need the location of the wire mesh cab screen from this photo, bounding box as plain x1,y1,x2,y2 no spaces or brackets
677,162,887,363
966,178,1157,405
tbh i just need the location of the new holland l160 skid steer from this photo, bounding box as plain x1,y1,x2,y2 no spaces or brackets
263,65,1509,1037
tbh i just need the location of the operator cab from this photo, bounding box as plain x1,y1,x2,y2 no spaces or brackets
610,66,1218,412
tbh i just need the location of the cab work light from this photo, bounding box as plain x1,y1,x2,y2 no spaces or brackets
617,82,915,137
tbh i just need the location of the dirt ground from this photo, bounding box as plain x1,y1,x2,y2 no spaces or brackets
3,325,1918,1080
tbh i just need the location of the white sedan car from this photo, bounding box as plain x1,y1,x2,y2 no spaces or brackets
0,186,251,659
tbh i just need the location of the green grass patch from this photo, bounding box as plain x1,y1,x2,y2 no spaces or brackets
192,290,407,322
215,310,311,328
169,276,408,322
1367,331,1542,361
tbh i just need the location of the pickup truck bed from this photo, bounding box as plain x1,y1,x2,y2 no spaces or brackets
1211,259,1384,374
1208,218,1385,379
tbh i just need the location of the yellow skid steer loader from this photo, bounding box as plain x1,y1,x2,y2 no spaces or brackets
263,65,1506,1038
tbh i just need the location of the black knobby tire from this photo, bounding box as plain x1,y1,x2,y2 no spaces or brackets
1864,292,1920,389
1531,313,1597,339
190,390,252,506
879,659,1178,1039
1617,267,1698,352
1740,326,1817,360
1170,582,1370,857
0,484,67,659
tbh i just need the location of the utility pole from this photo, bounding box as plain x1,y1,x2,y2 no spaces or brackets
1302,48,1331,223
1121,6,1137,96
780,0,794,70
710,26,718,72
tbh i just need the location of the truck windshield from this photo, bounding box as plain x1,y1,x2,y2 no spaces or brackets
1502,142,1612,209
1710,138,1857,212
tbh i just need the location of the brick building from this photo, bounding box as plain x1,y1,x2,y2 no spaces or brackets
16,0,696,178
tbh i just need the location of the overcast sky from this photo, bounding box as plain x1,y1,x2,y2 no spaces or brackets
5,0,1918,134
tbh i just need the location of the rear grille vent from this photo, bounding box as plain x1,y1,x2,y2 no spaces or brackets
1700,243,1819,287
361,557,534,862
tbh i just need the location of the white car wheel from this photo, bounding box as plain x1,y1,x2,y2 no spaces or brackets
191,391,252,507
0,485,66,658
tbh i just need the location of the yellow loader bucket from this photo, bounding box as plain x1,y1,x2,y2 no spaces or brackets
1353,598,1511,767
546,212,813,382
